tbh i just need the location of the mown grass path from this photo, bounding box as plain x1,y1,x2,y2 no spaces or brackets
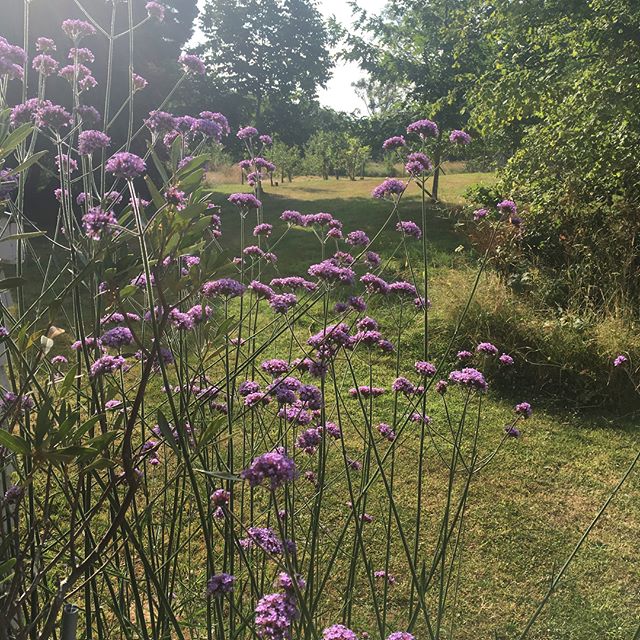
205,173,639,639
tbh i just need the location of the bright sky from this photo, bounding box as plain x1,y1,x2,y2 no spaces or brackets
193,0,388,113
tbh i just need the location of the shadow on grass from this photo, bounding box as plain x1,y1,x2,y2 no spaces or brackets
210,189,468,276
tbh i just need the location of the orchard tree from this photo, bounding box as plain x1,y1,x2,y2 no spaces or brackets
197,0,332,127
340,0,489,196
270,138,302,183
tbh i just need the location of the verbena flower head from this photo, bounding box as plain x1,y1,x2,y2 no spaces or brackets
613,354,627,367
449,367,487,393
473,208,489,221
322,624,358,640
35,104,72,130
206,573,235,597
255,591,299,640
201,278,245,298
372,178,405,200
146,1,166,20
308,260,355,286
407,118,438,138
179,53,205,75
77,104,101,125
505,424,521,438
387,633,415,640
100,326,133,348
0,170,18,199
259,134,273,145
32,54,58,76
476,342,498,356
497,199,517,215
132,72,148,91
82,208,117,240
397,220,422,239
90,354,126,378
61,19,97,42
499,353,514,365
449,129,472,144
105,152,146,179
237,126,259,140
382,135,406,151
242,450,297,489
0,37,26,80
514,402,532,418
346,230,369,247
415,360,436,377
228,192,261,209
36,37,56,53
78,130,110,155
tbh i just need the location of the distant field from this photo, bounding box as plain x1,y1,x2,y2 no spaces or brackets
208,171,496,205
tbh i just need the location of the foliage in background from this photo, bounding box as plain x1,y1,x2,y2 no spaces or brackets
468,0,640,310
194,0,331,137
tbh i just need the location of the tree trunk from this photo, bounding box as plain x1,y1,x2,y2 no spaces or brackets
431,143,442,202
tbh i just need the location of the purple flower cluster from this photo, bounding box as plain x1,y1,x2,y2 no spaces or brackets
206,573,235,597
322,625,358,640
372,178,406,200
61,19,96,41
228,192,262,209
106,152,146,179
101,326,134,348
146,1,166,21
179,53,205,75
396,220,422,239
407,119,439,138
201,278,245,298
382,135,406,151
514,402,532,418
476,342,498,356
90,355,126,378
448,367,488,393
82,208,117,241
78,130,110,156
449,129,472,144
613,354,628,367
255,591,299,640
308,260,355,286
241,450,297,489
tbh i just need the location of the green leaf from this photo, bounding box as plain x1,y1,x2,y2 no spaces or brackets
10,150,47,174
119,284,139,300
195,415,226,453
156,410,179,454
0,558,16,584
58,364,79,399
194,468,243,482
34,403,51,446
0,430,30,455
2,231,46,241
83,458,115,472
144,175,165,210
0,124,33,159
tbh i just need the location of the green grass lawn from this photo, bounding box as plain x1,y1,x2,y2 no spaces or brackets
200,172,640,639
